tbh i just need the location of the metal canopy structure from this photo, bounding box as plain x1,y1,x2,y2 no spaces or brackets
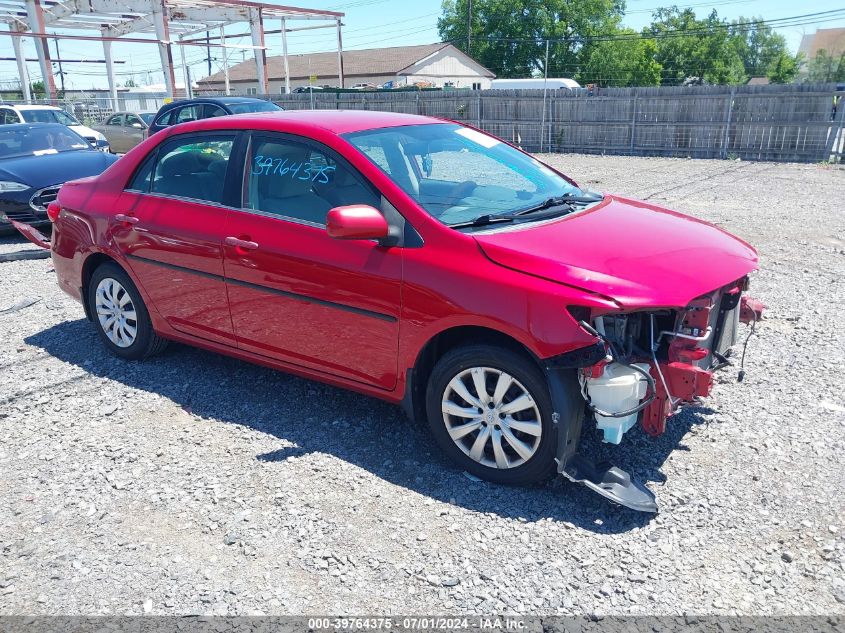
1,0,344,102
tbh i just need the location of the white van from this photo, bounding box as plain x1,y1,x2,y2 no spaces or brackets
490,78,581,90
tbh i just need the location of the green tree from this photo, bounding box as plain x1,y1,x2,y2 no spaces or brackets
727,17,800,83
30,80,45,98
578,31,662,86
767,51,801,84
647,8,746,85
807,49,845,83
438,0,625,78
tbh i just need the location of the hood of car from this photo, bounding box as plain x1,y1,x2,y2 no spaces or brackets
0,150,118,190
473,195,759,308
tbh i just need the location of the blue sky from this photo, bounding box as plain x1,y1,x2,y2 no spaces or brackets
1,0,843,91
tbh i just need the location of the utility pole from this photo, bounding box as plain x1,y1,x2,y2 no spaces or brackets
53,38,65,93
540,39,549,153
467,0,472,53
206,31,212,79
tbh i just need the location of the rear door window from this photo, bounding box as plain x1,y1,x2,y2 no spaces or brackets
0,109,19,124
175,106,201,124
154,108,178,128
203,105,228,118
151,135,235,204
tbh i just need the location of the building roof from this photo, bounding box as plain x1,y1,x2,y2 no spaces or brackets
798,28,845,59
746,76,770,86
198,43,494,85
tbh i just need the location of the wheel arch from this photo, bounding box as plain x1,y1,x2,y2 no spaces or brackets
402,324,542,425
80,251,121,320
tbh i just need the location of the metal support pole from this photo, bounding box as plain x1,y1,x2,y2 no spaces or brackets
250,8,268,95
178,41,192,99
281,17,290,95
630,93,638,155
103,39,118,110
720,86,736,159
539,39,549,153
9,25,31,102
220,26,230,95
25,0,57,100
336,18,344,89
151,0,176,98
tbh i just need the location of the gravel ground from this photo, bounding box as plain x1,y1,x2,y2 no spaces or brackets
1,155,843,616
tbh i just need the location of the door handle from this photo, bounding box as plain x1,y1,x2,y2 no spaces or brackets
114,213,139,225
224,236,259,250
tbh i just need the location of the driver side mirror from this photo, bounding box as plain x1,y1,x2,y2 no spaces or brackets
131,122,144,129
326,205,389,241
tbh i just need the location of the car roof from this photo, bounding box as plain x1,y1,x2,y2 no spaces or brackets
154,96,272,116
0,122,70,130
182,109,445,135
4,104,60,110
164,96,269,107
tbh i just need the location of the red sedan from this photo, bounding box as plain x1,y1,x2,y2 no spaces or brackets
47,110,763,512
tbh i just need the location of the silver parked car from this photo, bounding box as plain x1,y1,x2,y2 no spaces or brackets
92,112,155,154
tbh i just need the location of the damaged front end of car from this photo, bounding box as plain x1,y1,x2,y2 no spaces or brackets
543,276,765,513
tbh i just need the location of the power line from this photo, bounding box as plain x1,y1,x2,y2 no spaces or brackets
449,11,845,46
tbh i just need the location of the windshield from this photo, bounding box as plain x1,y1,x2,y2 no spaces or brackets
0,125,92,159
139,113,155,125
20,109,80,125
226,101,281,114
343,123,583,226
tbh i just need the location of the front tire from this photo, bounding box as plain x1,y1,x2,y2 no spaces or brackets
425,344,556,485
87,262,167,360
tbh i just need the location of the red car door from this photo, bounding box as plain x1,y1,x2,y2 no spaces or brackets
111,132,238,346
223,133,402,390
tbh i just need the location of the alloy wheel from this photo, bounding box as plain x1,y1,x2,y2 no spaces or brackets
441,366,543,469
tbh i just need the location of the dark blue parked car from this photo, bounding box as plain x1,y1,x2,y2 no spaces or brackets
0,123,118,234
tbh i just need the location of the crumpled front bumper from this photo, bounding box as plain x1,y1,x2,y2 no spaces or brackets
543,287,765,513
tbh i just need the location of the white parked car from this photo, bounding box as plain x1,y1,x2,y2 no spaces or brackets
490,78,581,90
0,104,110,151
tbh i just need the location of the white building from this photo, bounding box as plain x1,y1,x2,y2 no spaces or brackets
197,43,495,93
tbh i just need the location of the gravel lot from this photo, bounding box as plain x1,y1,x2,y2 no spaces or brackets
1,154,843,616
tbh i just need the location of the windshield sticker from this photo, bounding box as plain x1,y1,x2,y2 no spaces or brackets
251,155,335,183
455,127,500,149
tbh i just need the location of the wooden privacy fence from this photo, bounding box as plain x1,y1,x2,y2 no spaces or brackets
268,83,845,163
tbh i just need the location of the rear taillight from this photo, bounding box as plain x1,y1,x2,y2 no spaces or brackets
47,201,61,222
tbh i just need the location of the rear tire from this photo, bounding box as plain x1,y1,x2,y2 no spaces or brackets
425,344,556,486
87,262,167,360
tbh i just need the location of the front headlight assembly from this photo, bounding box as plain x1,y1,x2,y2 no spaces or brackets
0,181,30,192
